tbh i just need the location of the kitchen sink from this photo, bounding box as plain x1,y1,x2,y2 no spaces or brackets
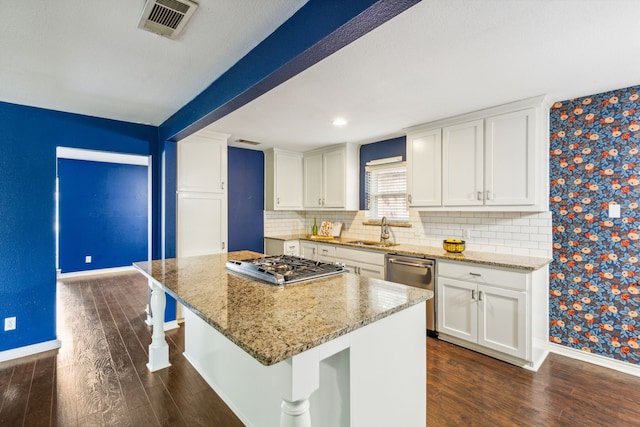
346,240,399,248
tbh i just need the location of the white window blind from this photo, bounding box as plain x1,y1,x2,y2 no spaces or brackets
365,158,409,221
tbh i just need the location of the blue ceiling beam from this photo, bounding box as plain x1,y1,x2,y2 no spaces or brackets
159,0,420,142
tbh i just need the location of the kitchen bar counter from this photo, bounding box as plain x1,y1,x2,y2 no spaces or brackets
134,251,431,426
134,250,432,365
267,234,552,271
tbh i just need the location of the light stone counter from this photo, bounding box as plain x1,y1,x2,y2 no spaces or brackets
134,250,433,366
267,234,552,271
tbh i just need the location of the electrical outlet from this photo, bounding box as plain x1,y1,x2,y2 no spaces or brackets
4,317,16,331
85,255,92,263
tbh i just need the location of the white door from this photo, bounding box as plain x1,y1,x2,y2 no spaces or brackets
485,108,536,206
407,129,442,207
322,149,346,208
303,154,323,208
275,151,303,209
437,277,477,342
177,193,226,257
477,284,527,359
442,120,484,206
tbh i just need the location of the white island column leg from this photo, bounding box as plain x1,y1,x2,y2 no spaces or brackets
147,281,171,372
273,348,320,427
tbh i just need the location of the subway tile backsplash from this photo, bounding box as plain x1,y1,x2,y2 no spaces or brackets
264,209,552,258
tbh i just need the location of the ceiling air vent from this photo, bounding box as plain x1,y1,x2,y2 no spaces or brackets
138,0,198,39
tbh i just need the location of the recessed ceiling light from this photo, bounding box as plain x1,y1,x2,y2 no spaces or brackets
332,117,348,126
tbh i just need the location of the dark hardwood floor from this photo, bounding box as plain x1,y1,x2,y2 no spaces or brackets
1,271,639,426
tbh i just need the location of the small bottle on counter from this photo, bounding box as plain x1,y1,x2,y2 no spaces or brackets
312,217,318,235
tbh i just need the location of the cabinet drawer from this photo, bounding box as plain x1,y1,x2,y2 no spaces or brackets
437,260,528,291
316,244,336,258
335,247,385,266
283,240,299,254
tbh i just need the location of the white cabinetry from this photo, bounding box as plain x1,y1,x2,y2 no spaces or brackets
405,96,549,211
265,148,303,210
300,241,318,260
303,143,359,210
436,260,548,370
315,244,385,279
406,128,441,207
264,238,299,256
177,130,228,257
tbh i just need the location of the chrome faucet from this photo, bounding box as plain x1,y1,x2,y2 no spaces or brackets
380,216,390,242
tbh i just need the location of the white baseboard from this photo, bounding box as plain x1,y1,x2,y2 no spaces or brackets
0,339,62,363
57,266,136,279
549,343,640,378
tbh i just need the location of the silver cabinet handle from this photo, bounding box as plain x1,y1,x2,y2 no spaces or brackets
407,194,412,204
485,190,492,200
471,289,476,300
221,182,225,190
470,272,482,277
277,197,280,205
318,198,322,205
478,290,483,301
476,191,483,201
312,248,316,255
221,242,225,250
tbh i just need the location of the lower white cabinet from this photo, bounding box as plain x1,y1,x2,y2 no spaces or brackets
264,238,299,256
300,241,318,260
436,260,548,370
324,246,385,279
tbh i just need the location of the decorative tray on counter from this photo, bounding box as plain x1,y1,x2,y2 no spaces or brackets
308,235,335,240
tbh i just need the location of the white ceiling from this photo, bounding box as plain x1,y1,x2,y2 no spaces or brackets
211,0,640,151
3,1,640,152
0,0,307,126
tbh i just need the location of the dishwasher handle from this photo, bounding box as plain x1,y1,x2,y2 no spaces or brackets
388,259,433,269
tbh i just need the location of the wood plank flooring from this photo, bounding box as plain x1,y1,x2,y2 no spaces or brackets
1,271,639,426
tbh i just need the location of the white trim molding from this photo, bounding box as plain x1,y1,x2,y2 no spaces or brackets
0,339,61,364
549,343,640,378
56,146,149,165
57,265,136,279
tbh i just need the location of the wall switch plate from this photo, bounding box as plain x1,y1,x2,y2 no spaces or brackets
4,317,16,331
85,255,92,263
608,204,621,218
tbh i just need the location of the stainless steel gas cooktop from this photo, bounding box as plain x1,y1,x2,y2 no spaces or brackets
226,255,346,285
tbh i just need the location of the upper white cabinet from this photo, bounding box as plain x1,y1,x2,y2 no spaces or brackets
406,128,441,207
178,131,227,193
406,96,550,211
303,143,359,210
265,148,303,210
442,119,484,206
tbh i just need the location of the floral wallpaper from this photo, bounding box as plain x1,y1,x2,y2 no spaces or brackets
549,85,639,365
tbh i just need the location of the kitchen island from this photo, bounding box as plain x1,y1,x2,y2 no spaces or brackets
134,251,432,427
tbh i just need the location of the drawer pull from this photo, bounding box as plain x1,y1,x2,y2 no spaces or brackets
470,272,482,277
471,289,476,300
478,290,483,301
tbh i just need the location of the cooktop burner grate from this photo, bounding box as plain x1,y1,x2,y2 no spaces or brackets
226,255,346,285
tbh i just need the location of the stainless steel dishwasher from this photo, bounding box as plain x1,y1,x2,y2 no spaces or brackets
385,254,436,337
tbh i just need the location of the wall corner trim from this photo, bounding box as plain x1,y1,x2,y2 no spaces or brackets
549,343,640,378
0,339,62,364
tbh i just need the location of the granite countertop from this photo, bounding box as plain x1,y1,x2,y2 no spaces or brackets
134,251,433,366
266,235,552,271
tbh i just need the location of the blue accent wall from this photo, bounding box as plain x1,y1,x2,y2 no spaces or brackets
228,148,264,253
58,159,148,273
359,136,406,210
0,101,157,352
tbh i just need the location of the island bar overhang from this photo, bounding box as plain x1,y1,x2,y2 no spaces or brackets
134,251,432,427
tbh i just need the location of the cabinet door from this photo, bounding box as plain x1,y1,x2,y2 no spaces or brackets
322,149,346,208
300,242,318,260
177,193,226,257
178,135,226,193
275,151,303,209
442,120,484,206
437,277,477,342
407,129,442,207
264,238,283,256
303,154,323,208
485,108,536,206
477,284,527,359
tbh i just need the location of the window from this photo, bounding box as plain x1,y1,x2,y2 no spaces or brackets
365,157,409,221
